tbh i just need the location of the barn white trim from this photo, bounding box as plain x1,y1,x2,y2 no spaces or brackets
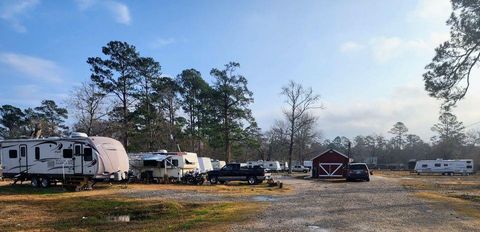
318,163,344,177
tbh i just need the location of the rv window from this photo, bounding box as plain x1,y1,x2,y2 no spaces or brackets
74,145,81,155
444,164,448,167
20,146,26,157
9,150,17,159
434,163,441,167
84,148,93,161
172,160,178,167
35,147,40,160
467,165,473,169
467,161,472,164
144,160,158,167
421,164,428,168
269,164,273,167
185,159,194,165
63,149,73,158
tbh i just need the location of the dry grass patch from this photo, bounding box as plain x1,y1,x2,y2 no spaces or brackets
386,172,480,221
415,191,480,220
0,183,264,232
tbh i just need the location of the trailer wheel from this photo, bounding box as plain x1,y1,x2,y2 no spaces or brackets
40,177,50,188
247,176,257,185
209,176,218,185
31,176,40,188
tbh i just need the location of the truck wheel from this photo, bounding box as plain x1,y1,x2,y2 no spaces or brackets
209,176,218,185
247,176,257,185
40,177,50,188
31,176,40,188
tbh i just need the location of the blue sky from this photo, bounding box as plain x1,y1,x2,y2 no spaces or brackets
1,0,479,141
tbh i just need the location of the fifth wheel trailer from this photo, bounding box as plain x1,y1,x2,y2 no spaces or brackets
0,133,129,189
414,159,474,175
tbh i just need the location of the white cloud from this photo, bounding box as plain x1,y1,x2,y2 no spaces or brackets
75,0,131,25
369,37,403,63
0,52,64,83
150,38,176,49
314,73,480,141
339,41,363,53
409,0,451,23
0,0,39,33
106,1,130,25
367,32,449,63
75,0,95,11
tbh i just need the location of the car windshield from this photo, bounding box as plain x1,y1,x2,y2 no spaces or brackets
350,164,368,170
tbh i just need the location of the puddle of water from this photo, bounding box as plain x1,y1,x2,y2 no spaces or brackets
308,225,330,232
106,215,131,222
252,196,278,202
105,213,152,222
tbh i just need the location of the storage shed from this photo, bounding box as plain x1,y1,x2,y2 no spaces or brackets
311,149,351,178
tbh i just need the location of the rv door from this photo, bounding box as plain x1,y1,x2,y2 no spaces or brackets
73,143,83,175
19,145,28,173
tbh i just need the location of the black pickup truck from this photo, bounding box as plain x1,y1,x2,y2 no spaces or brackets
207,163,270,185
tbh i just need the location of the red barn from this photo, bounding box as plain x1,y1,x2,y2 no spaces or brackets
311,149,351,178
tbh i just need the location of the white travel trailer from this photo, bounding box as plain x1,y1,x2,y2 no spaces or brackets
279,161,289,172
303,160,313,170
247,160,282,172
198,157,213,173
264,161,282,172
211,159,226,170
414,159,474,175
130,151,199,182
0,133,129,188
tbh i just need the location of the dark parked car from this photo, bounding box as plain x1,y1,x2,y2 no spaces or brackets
207,163,270,185
346,163,370,181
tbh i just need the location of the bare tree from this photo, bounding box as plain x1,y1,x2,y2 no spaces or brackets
69,81,108,135
281,81,322,173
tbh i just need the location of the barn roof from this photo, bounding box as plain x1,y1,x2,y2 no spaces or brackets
311,148,349,160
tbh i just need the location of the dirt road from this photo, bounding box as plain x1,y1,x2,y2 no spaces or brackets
231,175,480,232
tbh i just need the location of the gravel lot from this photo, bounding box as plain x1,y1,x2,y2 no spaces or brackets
230,175,480,232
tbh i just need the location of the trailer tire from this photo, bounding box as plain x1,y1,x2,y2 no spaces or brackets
40,177,50,188
31,176,40,188
209,176,218,185
247,176,257,185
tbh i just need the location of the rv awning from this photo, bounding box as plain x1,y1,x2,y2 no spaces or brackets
143,154,171,161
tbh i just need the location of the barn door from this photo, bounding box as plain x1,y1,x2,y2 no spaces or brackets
19,145,28,173
319,163,344,177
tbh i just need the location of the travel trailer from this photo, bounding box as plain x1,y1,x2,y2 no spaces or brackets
198,157,213,173
246,160,282,172
279,161,289,172
414,159,474,175
211,159,226,170
129,151,199,183
303,160,312,170
0,133,129,189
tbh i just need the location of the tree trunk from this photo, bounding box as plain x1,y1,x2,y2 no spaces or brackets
288,118,295,174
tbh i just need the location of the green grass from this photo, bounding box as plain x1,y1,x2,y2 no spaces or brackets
0,183,65,195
